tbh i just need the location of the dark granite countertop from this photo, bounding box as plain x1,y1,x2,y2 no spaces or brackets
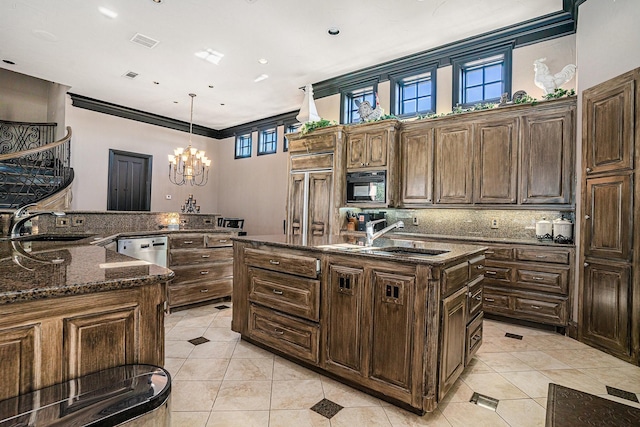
232,234,487,266
0,237,174,305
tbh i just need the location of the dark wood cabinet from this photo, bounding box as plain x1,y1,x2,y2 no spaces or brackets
307,172,332,246
580,68,639,365
439,286,467,400
434,123,473,204
399,126,434,205
346,126,395,170
287,173,305,245
473,117,518,203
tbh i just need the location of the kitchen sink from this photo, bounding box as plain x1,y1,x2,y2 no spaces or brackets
9,234,94,242
363,246,450,258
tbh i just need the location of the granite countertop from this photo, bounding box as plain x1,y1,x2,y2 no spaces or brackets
232,234,487,266
0,237,174,305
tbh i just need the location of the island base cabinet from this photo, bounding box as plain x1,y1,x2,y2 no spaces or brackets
439,286,467,401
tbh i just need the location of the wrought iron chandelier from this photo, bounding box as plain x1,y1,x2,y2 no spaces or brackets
168,93,210,186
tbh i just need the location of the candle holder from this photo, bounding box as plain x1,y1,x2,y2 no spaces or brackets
181,194,200,213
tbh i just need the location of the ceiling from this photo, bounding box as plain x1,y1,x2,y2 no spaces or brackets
0,0,562,130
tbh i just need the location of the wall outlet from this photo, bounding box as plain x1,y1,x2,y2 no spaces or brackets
71,216,85,227
55,217,70,227
412,217,419,226
165,195,172,200
491,218,499,229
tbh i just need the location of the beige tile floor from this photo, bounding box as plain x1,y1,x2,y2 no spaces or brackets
165,304,640,427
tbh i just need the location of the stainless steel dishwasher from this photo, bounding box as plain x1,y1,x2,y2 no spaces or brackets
117,236,168,267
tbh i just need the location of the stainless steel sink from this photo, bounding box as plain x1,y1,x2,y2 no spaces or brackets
372,247,449,256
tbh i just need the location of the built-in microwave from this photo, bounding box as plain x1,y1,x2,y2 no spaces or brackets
346,171,386,203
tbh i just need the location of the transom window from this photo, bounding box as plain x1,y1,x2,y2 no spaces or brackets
235,133,252,159
398,72,433,116
453,47,512,107
284,123,301,152
258,127,277,155
343,85,376,124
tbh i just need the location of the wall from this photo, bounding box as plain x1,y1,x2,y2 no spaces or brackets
65,95,220,215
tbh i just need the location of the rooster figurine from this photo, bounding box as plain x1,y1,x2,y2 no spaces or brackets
355,93,384,122
533,58,576,95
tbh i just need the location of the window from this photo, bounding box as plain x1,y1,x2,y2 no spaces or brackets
391,67,436,117
341,83,378,124
453,47,512,107
283,123,301,152
258,127,277,155
235,133,252,159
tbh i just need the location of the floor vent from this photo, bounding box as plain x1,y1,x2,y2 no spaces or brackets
505,332,523,340
130,33,159,48
123,71,139,79
470,392,499,411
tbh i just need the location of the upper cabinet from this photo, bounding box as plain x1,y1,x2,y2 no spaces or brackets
345,121,399,170
399,125,434,205
434,123,473,204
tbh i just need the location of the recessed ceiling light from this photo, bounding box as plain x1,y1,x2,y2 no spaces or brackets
3,59,15,65
254,74,269,83
258,58,268,65
208,84,214,88
152,0,163,3
195,49,224,65
98,7,118,19
328,27,340,36
220,103,225,106
173,101,178,103
153,81,160,85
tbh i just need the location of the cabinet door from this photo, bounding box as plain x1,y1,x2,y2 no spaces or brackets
473,118,518,203
439,286,467,400
370,271,415,390
400,128,434,205
520,108,574,204
366,130,388,168
583,174,632,261
287,174,306,245
0,325,38,401
434,124,473,204
581,261,632,360
307,172,332,246
583,73,635,175
346,134,367,169
325,265,364,375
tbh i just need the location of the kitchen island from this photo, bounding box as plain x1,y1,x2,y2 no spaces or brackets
231,234,486,414
0,237,173,402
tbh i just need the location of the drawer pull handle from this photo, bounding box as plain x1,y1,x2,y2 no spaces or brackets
531,305,541,310
476,265,484,269
269,260,280,265
535,255,547,258
475,295,482,301
272,289,283,295
183,240,194,244
485,250,495,254
200,289,209,293
472,334,482,342
532,276,544,281
485,271,497,275
485,298,495,302
200,270,209,275
202,254,211,258
274,328,284,335
219,239,228,243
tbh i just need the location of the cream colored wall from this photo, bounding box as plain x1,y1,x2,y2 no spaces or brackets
65,95,220,214
315,93,341,123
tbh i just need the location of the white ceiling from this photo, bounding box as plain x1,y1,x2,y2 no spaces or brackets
0,0,562,130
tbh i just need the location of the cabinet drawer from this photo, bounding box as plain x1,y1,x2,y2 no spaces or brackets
244,248,319,278
170,234,205,249
170,261,233,286
205,234,234,248
248,268,320,322
466,312,483,364
483,264,512,283
169,278,232,307
482,288,510,311
442,261,469,296
484,247,513,261
515,266,569,294
468,256,485,280
248,304,319,364
290,153,334,171
288,133,336,154
515,248,570,265
514,295,567,326
467,276,483,319
170,247,233,266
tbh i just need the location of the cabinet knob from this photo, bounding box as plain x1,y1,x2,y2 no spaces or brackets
272,289,283,295
586,167,592,172
476,265,484,269
274,328,284,335
584,262,589,267
585,215,590,220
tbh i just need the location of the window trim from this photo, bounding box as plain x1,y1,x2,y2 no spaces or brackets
389,65,437,117
234,132,253,159
451,46,512,108
257,126,278,156
339,80,379,124
283,121,301,152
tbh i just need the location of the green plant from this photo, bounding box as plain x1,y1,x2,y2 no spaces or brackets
514,94,538,105
299,119,337,134
542,88,576,100
373,113,399,121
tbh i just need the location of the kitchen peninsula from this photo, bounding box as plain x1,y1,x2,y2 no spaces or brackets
231,234,486,414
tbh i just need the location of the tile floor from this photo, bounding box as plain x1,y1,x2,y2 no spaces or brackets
164,304,640,427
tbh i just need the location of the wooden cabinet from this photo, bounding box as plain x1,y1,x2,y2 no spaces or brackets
399,125,434,205
288,171,333,246
439,286,467,400
520,105,574,204
346,122,399,170
168,232,234,310
580,68,639,365
473,116,518,203
434,123,473,204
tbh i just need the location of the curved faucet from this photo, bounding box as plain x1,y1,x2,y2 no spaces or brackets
366,219,404,246
10,203,66,238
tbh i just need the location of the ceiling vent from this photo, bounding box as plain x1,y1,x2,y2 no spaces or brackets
130,33,159,48
123,71,139,79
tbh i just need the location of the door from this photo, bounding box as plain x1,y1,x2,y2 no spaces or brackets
107,150,152,211
400,128,434,205
439,286,467,400
473,118,518,203
346,134,366,169
365,130,388,168
434,123,473,204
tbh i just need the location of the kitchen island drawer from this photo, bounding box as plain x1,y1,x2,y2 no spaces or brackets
514,294,567,326
482,287,511,311
442,261,469,297
170,247,233,266
248,268,320,321
468,256,485,280
169,277,232,307
204,233,234,247
467,276,483,319
247,304,319,364
484,247,514,260
466,313,483,364
515,248,570,265
169,234,205,249
170,261,233,285
482,265,512,283
244,248,319,278
515,266,569,294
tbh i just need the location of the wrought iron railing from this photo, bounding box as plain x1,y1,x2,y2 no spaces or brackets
0,127,73,209
0,121,57,154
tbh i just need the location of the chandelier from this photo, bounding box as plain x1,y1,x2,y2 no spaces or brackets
168,93,210,186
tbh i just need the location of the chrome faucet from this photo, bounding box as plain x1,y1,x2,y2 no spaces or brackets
365,219,404,246
10,203,66,238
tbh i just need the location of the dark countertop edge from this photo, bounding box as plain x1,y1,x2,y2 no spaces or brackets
0,271,174,305
231,234,487,266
